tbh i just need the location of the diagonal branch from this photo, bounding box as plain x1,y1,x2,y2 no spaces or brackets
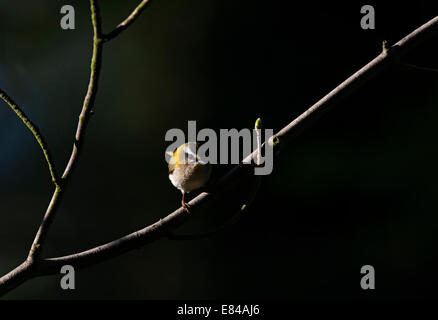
0,12,437,297
103,0,152,42
0,89,59,185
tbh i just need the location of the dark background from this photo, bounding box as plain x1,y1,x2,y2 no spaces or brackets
0,0,437,299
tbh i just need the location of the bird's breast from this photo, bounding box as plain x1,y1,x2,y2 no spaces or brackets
169,162,211,193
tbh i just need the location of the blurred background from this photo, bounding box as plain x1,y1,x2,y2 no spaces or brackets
0,0,438,299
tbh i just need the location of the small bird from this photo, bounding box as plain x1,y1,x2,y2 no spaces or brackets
168,142,212,212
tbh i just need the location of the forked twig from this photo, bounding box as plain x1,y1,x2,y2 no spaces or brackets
0,0,154,295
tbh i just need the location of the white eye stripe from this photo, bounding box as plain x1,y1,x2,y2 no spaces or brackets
183,144,197,156
182,153,197,164
182,144,199,161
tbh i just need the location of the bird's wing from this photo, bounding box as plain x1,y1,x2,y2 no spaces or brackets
168,160,175,174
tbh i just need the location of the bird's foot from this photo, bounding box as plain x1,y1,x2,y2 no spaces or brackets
182,201,191,214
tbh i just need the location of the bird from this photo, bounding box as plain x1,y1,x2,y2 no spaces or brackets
168,142,212,213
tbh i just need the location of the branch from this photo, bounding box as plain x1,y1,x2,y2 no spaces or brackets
1,13,437,297
0,90,59,185
27,0,103,262
61,1,102,182
103,0,152,42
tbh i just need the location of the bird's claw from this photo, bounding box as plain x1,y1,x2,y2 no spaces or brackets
182,201,191,214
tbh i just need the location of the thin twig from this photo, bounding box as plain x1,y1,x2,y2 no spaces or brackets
61,0,103,182
1,14,437,297
103,0,152,42
0,90,59,185
399,62,438,73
